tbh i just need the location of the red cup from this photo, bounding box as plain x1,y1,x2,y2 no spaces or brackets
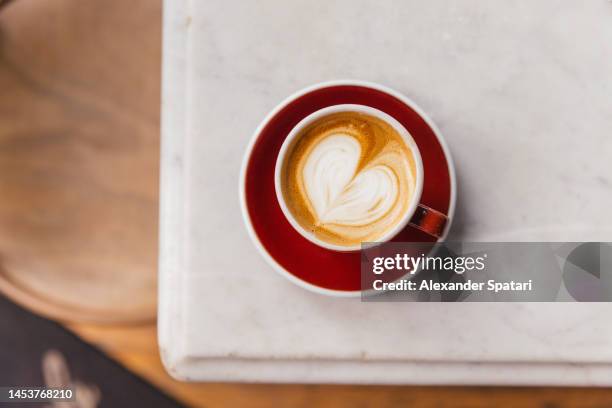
240,80,456,296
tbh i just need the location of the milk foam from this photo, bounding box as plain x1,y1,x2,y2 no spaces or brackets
303,133,399,227
281,111,417,247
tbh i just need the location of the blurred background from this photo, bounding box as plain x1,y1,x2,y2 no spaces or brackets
0,0,611,407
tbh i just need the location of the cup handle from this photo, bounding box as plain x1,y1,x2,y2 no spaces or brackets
408,204,448,239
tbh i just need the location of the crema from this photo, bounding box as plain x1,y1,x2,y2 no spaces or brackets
279,111,417,247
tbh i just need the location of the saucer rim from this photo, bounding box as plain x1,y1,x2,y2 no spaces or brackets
239,79,457,297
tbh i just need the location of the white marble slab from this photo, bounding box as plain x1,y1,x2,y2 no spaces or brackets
159,0,612,384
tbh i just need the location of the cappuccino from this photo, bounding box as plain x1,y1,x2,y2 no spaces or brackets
278,111,418,247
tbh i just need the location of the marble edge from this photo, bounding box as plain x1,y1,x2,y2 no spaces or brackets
158,0,191,375
166,357,612,386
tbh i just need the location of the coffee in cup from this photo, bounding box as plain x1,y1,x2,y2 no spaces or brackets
275,105,423,251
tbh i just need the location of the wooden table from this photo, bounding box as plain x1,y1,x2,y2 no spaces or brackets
1,0,611,406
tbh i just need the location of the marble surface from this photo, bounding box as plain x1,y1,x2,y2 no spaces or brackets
159,0,612,384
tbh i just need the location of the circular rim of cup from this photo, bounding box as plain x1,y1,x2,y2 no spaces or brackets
274,104,424,252
239,79,457,297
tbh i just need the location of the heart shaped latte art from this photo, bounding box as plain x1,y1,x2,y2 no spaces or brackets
303,134,399,227
282,111,416,246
